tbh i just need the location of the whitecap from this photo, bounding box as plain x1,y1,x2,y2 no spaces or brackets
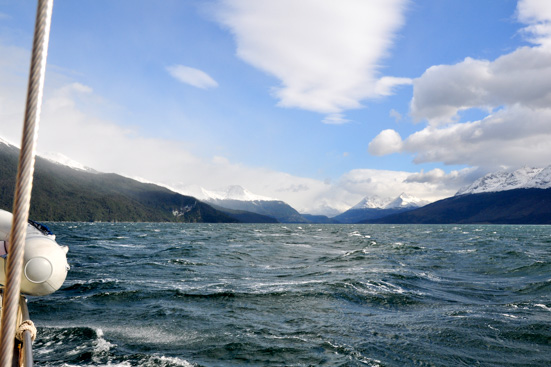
535,303,551,311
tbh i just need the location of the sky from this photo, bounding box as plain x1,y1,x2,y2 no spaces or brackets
1,0,551,215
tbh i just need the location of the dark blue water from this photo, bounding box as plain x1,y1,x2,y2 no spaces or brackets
28,223,551,366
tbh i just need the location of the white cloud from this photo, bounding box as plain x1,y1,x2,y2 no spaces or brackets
389,109,402,122
166,64,218,89
0,39,461,218
410,47,551,125
322,113,349,125
405,167,478,188
517,0,551,46
1,70,455,216
368,129,403,156
402,105,551,170
215,0,408,118
368,1,551,173
374,76,412,96
335,168,463,204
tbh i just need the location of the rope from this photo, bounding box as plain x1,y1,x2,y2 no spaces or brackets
0,0,53,366
15,320,37,343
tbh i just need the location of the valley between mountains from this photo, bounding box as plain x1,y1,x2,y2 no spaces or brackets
1,140,550,224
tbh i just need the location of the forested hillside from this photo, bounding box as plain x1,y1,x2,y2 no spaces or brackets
0,142,237,223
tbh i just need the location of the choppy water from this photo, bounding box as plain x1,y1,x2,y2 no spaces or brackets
27,223,551,366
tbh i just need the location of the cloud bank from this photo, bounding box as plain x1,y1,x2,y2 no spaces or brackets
0,40,460,216
370,0,551,172
215,0,410,120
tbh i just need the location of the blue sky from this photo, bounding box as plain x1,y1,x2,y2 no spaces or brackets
1,0,550,214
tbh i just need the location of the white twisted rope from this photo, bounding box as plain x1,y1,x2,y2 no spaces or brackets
0,0,53,365
16,320,37,343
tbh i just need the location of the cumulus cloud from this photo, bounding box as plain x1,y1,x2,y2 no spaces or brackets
410,47,551,125
405,167,478,188
402,105,551,170
215,0,408,118
368,129,403,156
166,64,218,89
368,1,551,173
517,0,551,46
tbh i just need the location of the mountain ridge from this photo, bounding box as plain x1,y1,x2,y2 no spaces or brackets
0,142,237,223
456,166,551,195
333,193,428,223
372,165,551,224
372,188,551,224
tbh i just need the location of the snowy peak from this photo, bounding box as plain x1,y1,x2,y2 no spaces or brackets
200,185,307,223
41,152,95,172
0,136,16,147
456,166,551,195
201,185,275,202
0,136,95,172
351,195,392,209
352,193,428,210
385,193,429,209
528,166,551,189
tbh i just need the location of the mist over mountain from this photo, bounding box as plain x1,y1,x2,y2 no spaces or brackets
0,140,236,223
200,185,309,223
4,134,550,224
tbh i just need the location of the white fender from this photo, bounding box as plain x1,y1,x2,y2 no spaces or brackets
0,209,69,296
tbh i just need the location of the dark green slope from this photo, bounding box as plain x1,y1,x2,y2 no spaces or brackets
206,199,308,223
334,207,414,224
301,214,340,224
0,143,237,223
372,188,551,224
209,203,279,223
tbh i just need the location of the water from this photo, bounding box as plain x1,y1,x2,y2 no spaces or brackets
27,223,551,366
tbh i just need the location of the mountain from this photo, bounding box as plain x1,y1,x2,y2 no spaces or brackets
301,214,341,224
207,203,279,223
456,166,551,195
0,140,237,223
350,195,393,209
333,193,429,224
370,166,551,224
386,193,431,209
372,188,551,224
201,185,309,223
201,185,275,202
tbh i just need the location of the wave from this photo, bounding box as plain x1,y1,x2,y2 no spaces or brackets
34,326,113,365
35,330,194,366
510,260,551,276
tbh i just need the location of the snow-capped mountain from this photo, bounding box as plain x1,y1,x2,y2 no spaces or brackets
385,193,431,209
201,185,275,202
351,195,392,209
351,193,428,210
456,166,551,196
1,136,95,172
0,136,15,147
200,185,307,223
40,152,95,172
333,193,429,224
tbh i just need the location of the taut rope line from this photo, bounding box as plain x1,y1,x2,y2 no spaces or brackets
0,0,54,365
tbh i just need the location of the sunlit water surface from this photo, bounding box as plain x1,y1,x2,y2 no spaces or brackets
29,223,551,366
